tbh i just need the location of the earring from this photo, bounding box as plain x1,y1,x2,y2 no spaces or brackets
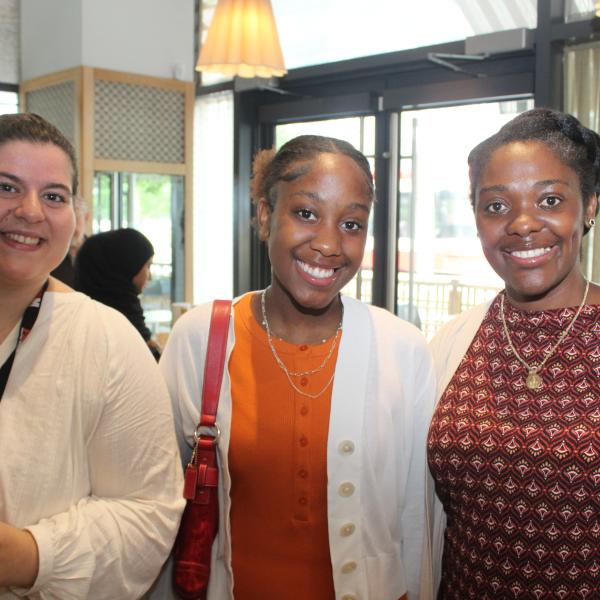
588,218,596,228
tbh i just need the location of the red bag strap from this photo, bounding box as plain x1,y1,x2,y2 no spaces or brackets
182,300,231,501
199,299,232,427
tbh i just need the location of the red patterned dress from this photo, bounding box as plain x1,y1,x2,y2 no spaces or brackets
428,294,600,599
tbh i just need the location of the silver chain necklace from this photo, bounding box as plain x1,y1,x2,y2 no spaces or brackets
260,288,343,399
499,279,590,390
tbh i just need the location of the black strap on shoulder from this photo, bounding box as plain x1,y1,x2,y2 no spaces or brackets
0,281,49,401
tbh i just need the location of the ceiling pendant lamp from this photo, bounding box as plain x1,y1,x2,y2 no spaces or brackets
196,0,287,79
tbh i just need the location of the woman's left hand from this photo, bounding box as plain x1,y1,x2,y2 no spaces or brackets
0,521,39,588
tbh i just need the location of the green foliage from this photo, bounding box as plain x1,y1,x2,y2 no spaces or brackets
134,174,172,219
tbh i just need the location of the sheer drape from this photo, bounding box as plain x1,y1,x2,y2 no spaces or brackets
564,42,600,282
193,90,234,304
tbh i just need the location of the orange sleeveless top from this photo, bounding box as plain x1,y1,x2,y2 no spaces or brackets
228,293,339,599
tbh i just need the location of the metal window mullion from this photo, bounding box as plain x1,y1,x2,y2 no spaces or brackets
110,172,119,228
372,109,393,309
408,116,418,323
385,112,399,314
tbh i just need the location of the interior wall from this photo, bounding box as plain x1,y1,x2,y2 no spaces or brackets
20,0,194,82
81,0,194,81
20,0,82,81
0,0,20,84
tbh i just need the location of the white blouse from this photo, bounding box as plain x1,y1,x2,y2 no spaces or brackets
0,291,185,599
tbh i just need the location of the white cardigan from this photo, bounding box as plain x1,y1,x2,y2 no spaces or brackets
419,301,491,600
0,292,185,600
159,293,436,600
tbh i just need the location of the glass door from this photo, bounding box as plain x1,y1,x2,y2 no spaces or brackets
274,116,376,303
397,99,534,339
92,171,185,333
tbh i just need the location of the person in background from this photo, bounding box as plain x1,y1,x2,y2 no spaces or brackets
0,112,184,598
423,108,600,599
160,135,435,599
74,227,162,360
50,196,89,286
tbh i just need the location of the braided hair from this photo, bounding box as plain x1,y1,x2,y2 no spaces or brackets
250,135,374,213
468,108,600,233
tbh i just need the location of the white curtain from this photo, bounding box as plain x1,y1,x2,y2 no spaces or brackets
193,90,234,304
564,42,600,282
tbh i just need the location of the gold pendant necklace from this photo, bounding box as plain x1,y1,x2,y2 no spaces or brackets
261,288,343,399
499,280,590,391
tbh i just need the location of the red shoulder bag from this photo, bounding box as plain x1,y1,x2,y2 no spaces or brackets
172,300,232,600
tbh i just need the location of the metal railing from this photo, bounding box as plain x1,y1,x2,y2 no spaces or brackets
146,266,500,339
343,270,500,340
397,277,500,339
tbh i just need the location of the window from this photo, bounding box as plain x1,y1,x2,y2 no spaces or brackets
564,0,597,22
396,98,534,338
0,90,18,115
92,171,185,334
272,0,536,69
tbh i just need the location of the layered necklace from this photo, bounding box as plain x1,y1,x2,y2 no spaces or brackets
499,279,590,390
260,288,343,399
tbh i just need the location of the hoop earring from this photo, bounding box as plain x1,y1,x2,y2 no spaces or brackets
588,218,596,228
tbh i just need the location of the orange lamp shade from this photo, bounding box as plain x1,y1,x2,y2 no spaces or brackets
196,0,287,79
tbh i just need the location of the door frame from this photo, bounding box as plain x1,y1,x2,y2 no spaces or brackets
230,0,600,301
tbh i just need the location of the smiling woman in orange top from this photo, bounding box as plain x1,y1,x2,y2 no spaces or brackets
160,135,435,599
423,108,600,599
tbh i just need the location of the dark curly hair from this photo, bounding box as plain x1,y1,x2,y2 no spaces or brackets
468,108,600,233
250,134,374,211
0,112,79,196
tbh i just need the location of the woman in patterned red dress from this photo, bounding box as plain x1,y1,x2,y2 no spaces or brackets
423,108,600,600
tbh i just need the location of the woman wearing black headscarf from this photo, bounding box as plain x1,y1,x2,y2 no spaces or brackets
74,228,161,359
